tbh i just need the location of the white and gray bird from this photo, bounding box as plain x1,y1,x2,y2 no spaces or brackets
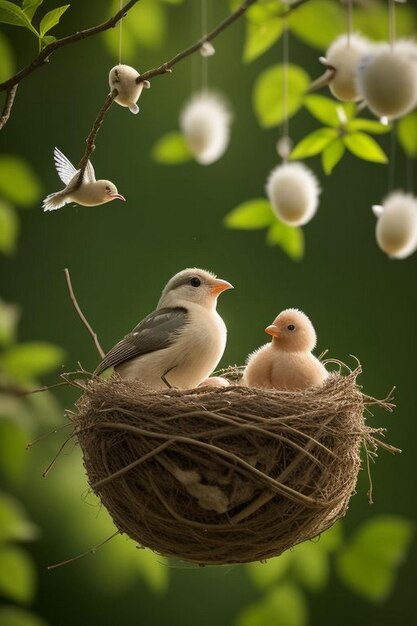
42,148,125,212
94,268,233,390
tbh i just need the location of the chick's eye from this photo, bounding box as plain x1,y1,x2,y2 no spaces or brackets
105,186,110,192
190,277,201,288
287,324,295,331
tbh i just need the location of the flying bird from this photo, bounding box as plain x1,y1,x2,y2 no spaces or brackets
42,148,125,212
95,268,233,390
242,308,328,392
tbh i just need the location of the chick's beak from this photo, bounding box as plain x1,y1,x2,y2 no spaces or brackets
210,278,234,296
265,324,280,338
110,193,126,201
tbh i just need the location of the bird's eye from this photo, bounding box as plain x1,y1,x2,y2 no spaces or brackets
287,324,296,331
190,277,201,288
105,185,110,192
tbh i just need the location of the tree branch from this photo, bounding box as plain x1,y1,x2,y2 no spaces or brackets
64,268,105,359
0,85,18,130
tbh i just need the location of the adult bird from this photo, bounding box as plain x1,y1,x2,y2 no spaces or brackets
94,268,233,390
242,308,328,391
42,148,125,211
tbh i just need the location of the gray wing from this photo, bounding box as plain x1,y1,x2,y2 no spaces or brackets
84,160,96,183
94,307,188,375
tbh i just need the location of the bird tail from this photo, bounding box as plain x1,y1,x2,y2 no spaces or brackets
42,191,69,212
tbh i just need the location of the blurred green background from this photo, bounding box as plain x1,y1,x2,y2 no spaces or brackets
0,1,416,624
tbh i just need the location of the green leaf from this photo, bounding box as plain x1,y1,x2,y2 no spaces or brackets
237,584,308,626
322,138,345,175
39,4,69,37
152,131,192,165
290,128,339,160
0,0,38,34
267,220,304,261
292,541,329,592
0,607,47,626
343,132,388,163
0,493,39,542
289,0,345,50
243,18,283,63
397,111,417,158
104,0,165,60
0,298,19,347
41,34,55,47
247,552,292,589
0,545,36,603
304,95,355,127
0,31,15,82
224,199,275,230
1,342,65,381
22,0,43,21
0,421,29,479
253,63,310,128
0,200,18,255
347,118,391,135
0,156,41,207
337,516,414,602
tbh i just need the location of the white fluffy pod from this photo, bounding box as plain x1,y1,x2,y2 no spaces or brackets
357,40,417,119
374,192,417,259
266,163,321,227
324,33,371,101
180,92,232,165
109,64,150,114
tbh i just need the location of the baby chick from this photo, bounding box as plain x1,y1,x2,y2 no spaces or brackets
42,148,125,212
242,309,328,392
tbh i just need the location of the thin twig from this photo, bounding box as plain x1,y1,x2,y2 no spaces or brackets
0,85,18,130
0,379,69,397
47,531,120,570
76,91,116,186
64,268,105,358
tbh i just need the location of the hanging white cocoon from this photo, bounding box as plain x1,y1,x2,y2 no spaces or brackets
109,64,150,114
180,92,232,165
373,191,417,259
357,40,417,120
266,162,321,227
324,34,371,102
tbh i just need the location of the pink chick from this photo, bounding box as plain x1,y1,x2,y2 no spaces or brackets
242,309,328,391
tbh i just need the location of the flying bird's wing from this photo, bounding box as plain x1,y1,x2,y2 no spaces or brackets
94,307,189,375
54,148,77,185
84,159,96,183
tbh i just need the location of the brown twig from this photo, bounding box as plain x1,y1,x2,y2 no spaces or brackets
76,91,117,186
0,379,68,397
47,531,120,570
64,268,105,359
0,85,18,130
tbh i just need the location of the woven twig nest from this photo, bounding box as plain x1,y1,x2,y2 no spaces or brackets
70,366,395,565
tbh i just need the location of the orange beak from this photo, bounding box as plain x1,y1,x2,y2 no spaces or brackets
210,278,234,296
265,324,280,338
110,193,126,201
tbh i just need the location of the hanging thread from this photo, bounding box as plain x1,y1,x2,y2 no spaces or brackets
388,0,396,52
278,19,292,162
118,0,123,65
346,0,353,48
201,0,209,91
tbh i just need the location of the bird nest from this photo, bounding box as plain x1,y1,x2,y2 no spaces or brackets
69,365,396,565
